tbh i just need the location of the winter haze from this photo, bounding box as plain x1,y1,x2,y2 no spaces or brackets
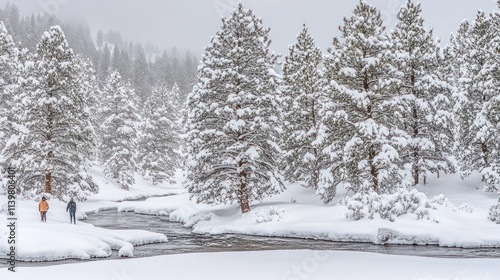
2,0,498,53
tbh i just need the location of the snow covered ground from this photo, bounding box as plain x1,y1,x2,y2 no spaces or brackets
0,163,499,271
1,250,499,280
0,165,184,262
115,171,500,248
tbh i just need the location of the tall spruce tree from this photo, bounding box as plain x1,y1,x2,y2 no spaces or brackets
281,24,326,190
132,44,150,107
100,71,139,190
97,44,110,85
1,26,98,200
110,44,121,72
320,1,411,201
469,10,500,191
452,11,498,190
0,21,19,149
138,83,182,185
391,0,455,185
184,3,284,213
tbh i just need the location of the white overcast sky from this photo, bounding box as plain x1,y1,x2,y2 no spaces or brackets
1,0,498,55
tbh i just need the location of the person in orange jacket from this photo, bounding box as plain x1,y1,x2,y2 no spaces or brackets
39,196,49,222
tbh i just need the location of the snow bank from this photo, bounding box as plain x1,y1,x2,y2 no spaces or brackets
1,250,499,280
114,173,500,248
0,165,177,262
0,199,167,261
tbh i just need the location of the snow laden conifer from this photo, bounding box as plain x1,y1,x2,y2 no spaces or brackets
184,3,284,213
451,11,499,191
391,0,455,185
1,26,98,200
0,21,19,150
471,11,500,192
137,83,182,185
319,1,412,202
281,24,326,190
100,71,139,190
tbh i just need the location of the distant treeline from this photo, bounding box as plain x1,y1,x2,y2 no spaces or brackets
0,3,198,105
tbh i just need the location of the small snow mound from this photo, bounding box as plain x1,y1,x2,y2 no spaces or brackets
118,243,134,257
376,228,398,243
255,207,286,223
341,189,457,221
458,203,476,213
375,228,437,245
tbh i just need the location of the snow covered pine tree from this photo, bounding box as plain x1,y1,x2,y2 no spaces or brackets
452,11,499,191
470,10,500,191
281,24,327,191
100,71,140,190
138,83,182,185
319,1,412,202
184,3,284,213
0,21,19,151
391,0,455,185
1,26,98,200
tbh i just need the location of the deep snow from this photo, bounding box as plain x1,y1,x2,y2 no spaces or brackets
1,250,499,280
0,164,499,268
116,171,500,248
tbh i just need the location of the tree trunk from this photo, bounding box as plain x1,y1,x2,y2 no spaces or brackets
239,189,250,213
311,98,319,190
369,148,379,192
239,175,250,213
45,98,53,194
481,143,489,166
238,160,250,213
411,73,420,186
45,170,51,193
413,167,419,186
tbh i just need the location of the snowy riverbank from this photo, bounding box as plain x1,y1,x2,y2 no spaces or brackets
1,165,499,263
118,172,500,248
0,166,184,262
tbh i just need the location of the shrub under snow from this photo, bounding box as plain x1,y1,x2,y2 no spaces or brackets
341,189,455,222
488,199,500,224
255,207,286,223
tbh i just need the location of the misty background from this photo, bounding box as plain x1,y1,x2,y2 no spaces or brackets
2,0,498,55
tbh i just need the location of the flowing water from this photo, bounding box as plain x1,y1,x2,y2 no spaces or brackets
10,210,500,267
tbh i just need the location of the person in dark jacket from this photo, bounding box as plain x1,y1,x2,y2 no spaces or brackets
66,198,77,224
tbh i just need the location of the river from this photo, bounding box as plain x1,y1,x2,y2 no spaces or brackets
13,210,500,267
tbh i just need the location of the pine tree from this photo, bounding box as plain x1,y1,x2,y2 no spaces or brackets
281,24,326,190
469,10,500,191
0,21,19,149
100,71,139,190
184,3,284,213
110,44,121,72
119,49,131,81
132,44,150,107
97,44,111,84
452,11,498,190
320,1,411,201
1,26,98,200
78,55,101,160
138,83,182,185
155,50,174,86
391,0,455,185
96,30,103,49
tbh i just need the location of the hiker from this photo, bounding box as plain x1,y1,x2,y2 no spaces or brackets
39,196,49,222
66,198,77,224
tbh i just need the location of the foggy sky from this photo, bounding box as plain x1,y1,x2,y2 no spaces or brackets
2,0,498,55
